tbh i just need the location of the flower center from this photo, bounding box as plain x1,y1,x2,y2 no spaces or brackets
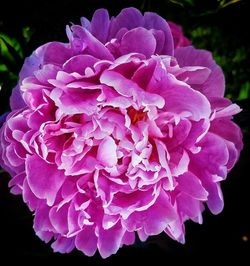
127,107,147,124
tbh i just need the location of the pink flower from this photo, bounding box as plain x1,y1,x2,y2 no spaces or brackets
168,21,191,49
0,8,242,258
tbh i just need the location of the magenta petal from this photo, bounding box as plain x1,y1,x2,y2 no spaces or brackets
52,236,74,253
210,117,243,169
144,12,174,55
10,43,50,110
109,7,143,38
90,9,110,43
121,231,135,246
137,229,148,242
50,87,100,115
177,193,203,223
175,46,225,98
63,55,98,74
150,29,165,54
26,155,66,206
98,222,125,258
176,66,211,85
210,117,243,153
34,205,53,236
123,190,177,235
19,43,50,80
10,85,26,110
43,42,72,66
120,27,156,58
8,171,25,195
177,172,208,200
34,64,60,85
71,25,114,61
22,179,39,211
165,216,185,243
75,226,97,256
206,182,224,215
100,70,164,108
49,204,69,235
143,191,177,235
148,73,211,121
194,132,229,177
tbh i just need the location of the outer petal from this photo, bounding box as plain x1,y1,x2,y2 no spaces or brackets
90,9,110,43
98,222,125,258
144,12,174,55
205,181,224,215
192,132,229,178
75,225,98,256
177,193,204,223
210,117,243,153
49,204,69,235
71,25,114,61
10,43,51,110
177,172,208,201
52,236,75,253
175,46,225,98
109,8,144,38
26,155,66,206
120,28,156,58
43,42,72,66
10,85,26,110
123,190,177,235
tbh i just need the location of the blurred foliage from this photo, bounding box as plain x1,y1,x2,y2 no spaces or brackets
0,27,33,113
168,0,241,13
0,0,249,113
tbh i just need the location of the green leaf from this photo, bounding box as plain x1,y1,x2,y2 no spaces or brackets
22,27,33,43
238,82,250,100
218,0,241,9
0,33,23,58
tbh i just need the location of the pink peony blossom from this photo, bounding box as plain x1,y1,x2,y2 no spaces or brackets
168,21,191,49
0,8,242,258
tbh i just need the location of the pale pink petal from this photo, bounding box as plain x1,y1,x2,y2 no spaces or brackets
97,136,117,167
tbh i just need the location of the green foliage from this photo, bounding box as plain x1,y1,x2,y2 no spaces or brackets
0,28,32,107
167,0,242,14
238,82,250,100
219,0,241,8
0,34,20,92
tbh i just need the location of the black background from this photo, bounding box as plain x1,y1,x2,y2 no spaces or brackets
0,0,249,264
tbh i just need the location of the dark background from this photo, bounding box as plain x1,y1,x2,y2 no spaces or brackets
0,0,249,264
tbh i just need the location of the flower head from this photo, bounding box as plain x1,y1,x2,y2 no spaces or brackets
0,8,242,258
